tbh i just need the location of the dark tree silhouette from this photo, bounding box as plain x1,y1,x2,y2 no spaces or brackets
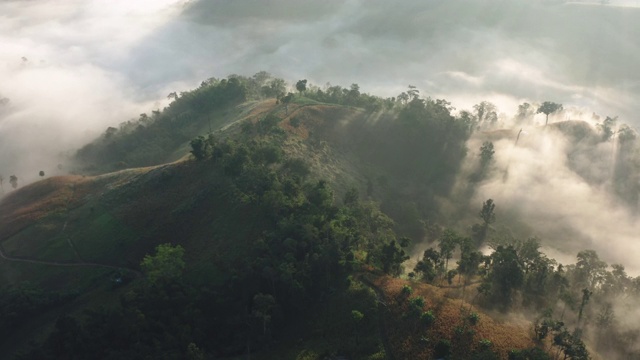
480,141,495,169
474,101,497,128
537,101,563,126
9,175,17,189
480,199,496,227
281,92,294,115
295,79,307,94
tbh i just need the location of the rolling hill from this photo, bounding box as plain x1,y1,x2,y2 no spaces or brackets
3,74,639,359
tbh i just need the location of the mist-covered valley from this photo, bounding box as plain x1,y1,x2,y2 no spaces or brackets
2,0,640,359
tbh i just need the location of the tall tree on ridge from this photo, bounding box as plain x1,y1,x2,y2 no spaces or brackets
537,101,563,126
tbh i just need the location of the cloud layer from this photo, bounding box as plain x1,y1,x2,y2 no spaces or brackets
0,0,185,185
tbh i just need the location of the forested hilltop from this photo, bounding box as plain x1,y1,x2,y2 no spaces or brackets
1,72,640,359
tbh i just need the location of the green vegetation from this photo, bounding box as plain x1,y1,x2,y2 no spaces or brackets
140,243,185,284
75,73,285,173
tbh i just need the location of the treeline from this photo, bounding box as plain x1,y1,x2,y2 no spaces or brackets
302,82,394,112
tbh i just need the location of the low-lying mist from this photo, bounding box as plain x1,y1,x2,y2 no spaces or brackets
2,0,640,190
0,0,185,187
454,113,640,275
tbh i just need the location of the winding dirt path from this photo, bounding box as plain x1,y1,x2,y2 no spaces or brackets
0,246,140,276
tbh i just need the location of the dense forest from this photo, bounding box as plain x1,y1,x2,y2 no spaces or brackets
2,72,640,359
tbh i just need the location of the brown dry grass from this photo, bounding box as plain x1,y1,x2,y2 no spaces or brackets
280,104,358,140
0,176,89,241
368,274,536,359
0,162,166,243
237,99,278,124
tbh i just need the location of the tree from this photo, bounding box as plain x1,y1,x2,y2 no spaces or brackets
0,175,4,191
577,288,592,326
347,83,361,104
473,199,496,244
39,170,45,178
407,85,419,100
457,237,483,284
190,136,212,160
140,243,186,284
597,116,617,141
351,310,364,345
473,101,498,128
574,249,607,289
414,248,440,282
295,79,307,94
479,199,496,227
281,92,294,115
263,78,286,99
480,141,495,169
380,239,409,276
343,187,359,206
434,339,452,359
186,343,205,360
397,92,409,105
458,110,477,133
553,328,589,360
516,102,535,123
438,229,459,273
537,101,563,126
487,245,524,310
9,175,17,189
252,293,275,336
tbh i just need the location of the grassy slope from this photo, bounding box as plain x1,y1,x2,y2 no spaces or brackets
368,274,535,359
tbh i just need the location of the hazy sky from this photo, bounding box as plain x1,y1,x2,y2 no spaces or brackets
2,0,639,183
2,0,640,268
0,0,186,182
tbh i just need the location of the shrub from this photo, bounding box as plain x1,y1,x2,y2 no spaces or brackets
468,312,480,325
409,296,425,308
434,339,451,359
421,310,435,327
405,296,426,319
479,338,492,350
